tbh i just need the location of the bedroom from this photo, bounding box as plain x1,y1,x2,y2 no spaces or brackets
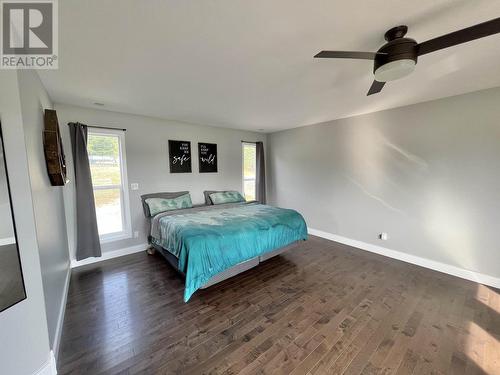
0,1,499,374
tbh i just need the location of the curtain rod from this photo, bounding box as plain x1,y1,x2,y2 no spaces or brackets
67,123,126,132
90,125,126,132
241,140,257,143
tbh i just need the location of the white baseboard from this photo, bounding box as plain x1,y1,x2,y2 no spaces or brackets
33,350,57,375
53,265,71,361
71,243,148,268
308,228,500,289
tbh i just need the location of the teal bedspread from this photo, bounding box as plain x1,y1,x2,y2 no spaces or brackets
151,203,307,301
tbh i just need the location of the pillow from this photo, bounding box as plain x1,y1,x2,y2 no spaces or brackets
141,191,189,217
209,191,245,205
145,193,192,216
204,190,246,205
203,190,219,205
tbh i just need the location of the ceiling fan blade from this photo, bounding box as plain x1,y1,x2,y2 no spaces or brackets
314,51,385,60
367,80,385,96
417,17,500,56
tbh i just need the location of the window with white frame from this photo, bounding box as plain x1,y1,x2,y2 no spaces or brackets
242,142,256,201
87,128,131,242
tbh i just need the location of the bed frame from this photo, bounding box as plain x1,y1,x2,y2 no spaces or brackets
141,191,299,289
150,240,298,289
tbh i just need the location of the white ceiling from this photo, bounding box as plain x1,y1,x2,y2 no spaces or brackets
39,0,500,132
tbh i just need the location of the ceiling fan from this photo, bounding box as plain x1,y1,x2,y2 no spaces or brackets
314,17,500,95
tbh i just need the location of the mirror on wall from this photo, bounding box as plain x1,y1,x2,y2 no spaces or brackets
0,124,26,312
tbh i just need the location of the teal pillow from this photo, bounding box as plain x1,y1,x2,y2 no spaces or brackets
209,191,245,205
145,194,192,216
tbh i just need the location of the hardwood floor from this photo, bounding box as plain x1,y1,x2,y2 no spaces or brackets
58,236,500,374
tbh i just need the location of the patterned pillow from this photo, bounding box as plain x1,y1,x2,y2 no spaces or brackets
145,194,193,216
209,191,245,205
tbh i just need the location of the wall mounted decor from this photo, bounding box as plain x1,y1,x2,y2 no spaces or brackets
43,109,68,186
198,142,217,173
0,123,26,312
168,140,192,173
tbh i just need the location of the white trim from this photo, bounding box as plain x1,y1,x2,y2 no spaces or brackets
33,350,57,375
308,228,500,289
99,231,132,244
53,266,70,361
0,236,16,246
71,243,148,269
242,142,256,201
93,184,121,190
88,128,132,243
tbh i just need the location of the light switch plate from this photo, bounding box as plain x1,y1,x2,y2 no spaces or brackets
131,183,139,190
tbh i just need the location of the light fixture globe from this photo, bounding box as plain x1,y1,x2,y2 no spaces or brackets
374,59,416,82
372,26,418,83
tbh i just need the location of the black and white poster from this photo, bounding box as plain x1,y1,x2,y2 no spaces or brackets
198,142,218,173
168,140,192,173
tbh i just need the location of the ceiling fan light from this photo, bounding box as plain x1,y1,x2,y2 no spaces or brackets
374,59,416,82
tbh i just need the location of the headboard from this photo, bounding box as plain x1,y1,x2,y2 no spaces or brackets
140,191,189,218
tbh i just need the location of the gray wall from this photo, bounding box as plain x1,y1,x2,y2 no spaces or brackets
55,104,266,259
0,71,51,375
268,86,500,279
18,70,70,351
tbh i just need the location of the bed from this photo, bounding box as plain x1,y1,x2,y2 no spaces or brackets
141,192,308,301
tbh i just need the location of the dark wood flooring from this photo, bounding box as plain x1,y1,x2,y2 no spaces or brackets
58,236,500,374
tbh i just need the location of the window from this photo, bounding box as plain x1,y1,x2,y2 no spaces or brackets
242,142,256,201
87,128,131,242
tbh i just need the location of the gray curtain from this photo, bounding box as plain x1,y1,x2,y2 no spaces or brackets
255,141,266,204
69,123,101,260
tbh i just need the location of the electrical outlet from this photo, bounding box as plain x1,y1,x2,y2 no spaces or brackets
134,231,139,238
131,183,139,190
379,232,388,241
